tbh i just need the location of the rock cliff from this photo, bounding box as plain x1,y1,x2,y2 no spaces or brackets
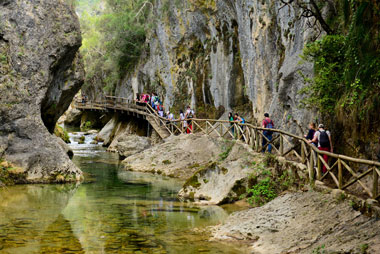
85,0,322,133
0,0,84,182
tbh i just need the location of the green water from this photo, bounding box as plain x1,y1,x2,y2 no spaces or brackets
0,135,245,253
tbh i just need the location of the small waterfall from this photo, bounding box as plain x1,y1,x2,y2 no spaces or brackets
68,132,103,157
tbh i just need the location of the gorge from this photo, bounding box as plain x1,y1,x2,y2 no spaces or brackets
1,0,380,253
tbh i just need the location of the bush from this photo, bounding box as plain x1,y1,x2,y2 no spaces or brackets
247,177,277,206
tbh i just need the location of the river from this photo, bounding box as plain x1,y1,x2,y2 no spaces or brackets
0,131,245,253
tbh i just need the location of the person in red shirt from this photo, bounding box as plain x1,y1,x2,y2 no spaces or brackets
262,113,274,153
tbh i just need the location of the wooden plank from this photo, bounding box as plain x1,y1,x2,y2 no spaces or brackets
338,159,343,189
373,167,378,199
308,149,315,182
341,165,373,196
280,134,284,156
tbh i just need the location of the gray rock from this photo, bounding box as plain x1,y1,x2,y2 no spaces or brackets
112,135,151,159
54,136,74,159
0,0,83,182
96,116,118,144
63,105,82,126
212,192,380,253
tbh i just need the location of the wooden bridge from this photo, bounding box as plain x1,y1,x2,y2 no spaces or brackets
75,96,380,201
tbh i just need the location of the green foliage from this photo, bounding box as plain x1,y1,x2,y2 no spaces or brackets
77,0,153,94
312,244,326,254
162,159,172,165
81,121,93,131
246,177,277,206
299,1,380,132
54,125,71,143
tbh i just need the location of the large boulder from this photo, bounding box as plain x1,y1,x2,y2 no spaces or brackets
0,0,83,182
63,105,82,126
96,116,118,145
178,142,259,204
123,134,225,179
108,135,151,159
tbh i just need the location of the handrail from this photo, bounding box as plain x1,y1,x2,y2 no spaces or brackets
73,97,380,200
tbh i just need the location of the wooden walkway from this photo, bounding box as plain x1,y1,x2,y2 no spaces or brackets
75,96,380,201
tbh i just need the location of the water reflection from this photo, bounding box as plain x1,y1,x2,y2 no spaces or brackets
0,133,244,253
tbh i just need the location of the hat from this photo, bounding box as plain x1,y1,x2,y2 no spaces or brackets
318,124,324,129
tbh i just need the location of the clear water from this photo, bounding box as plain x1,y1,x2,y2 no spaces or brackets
0,132,245,253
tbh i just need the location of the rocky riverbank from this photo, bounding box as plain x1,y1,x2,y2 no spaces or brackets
212,191,380,254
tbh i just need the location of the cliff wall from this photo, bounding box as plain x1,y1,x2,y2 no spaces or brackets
91,0,321,133
0,0,84,182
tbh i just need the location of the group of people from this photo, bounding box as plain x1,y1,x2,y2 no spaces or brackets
136,92,197,133
257,113,334,174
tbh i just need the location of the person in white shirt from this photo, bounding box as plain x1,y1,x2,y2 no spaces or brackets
180,110,187,132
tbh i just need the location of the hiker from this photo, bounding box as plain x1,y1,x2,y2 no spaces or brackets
305,122,317,146
151,93,156,109
262,113,274,153
228,112,234,134
166,111,174,121
180,110,187,132
234,113,246,141
305,122,317,166
309,124,333,173
185,106,195,134
157,103,164,117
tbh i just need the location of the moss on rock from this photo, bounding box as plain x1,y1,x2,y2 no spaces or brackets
54,124,70,143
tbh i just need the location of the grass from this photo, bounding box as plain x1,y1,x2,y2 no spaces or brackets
162,160,172,165
218,140,234,161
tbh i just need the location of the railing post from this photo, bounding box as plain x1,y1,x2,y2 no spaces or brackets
309,149,314,182
250,128,254,148
279,134,284,156
237,124,241,140
220,123,223,138
373,167,378,199
255,130,260,152
206,121,208,134
338,158,343,189
317,154,322,180
301,141,306,163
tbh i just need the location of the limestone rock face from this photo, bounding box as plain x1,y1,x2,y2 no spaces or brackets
0,0,84,182
85,0,323,134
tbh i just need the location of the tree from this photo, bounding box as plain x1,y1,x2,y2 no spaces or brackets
280,0,334,35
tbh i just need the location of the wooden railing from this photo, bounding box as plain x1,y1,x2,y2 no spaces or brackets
74,97,380,200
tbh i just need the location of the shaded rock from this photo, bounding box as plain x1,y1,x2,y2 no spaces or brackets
0,0,83,182
54,136,73,159
63,105,82,126
96,116,118,144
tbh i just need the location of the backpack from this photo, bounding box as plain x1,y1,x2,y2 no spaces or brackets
319,131,330,148
241,117,245,124
264,119,274,135
187,110,193,119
